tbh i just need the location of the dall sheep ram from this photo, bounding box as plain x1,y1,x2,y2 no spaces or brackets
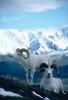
11,48,52,84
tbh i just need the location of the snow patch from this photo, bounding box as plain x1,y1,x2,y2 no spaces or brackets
0,88,22,97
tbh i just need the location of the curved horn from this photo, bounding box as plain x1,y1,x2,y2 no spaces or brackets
16,48,30,59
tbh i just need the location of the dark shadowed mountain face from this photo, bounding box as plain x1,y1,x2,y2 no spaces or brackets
0,61,26,79
0,61,68,82
0,61,44,83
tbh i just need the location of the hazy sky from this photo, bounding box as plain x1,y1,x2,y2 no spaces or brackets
0,0,68,29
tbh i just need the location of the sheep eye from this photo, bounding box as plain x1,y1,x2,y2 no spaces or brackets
40,68,45,72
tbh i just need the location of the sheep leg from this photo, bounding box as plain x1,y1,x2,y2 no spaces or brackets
26,69,34,85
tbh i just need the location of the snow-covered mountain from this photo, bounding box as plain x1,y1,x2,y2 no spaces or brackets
0,25,68,54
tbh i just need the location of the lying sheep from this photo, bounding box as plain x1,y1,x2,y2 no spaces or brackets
40,63,65,94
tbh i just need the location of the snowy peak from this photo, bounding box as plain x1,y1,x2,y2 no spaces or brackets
0,25,68,54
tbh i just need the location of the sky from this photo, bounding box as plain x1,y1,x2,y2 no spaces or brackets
0,0,68,29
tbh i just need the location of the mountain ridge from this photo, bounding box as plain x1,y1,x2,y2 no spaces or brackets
0,25,68,54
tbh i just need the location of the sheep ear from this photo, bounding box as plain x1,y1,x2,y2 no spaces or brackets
39,63,49,69
51,64,57,69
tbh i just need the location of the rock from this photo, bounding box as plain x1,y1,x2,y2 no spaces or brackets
0,75,68,100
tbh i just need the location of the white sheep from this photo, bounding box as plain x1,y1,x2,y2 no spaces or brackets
40,64,65,94
11,48,52,84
